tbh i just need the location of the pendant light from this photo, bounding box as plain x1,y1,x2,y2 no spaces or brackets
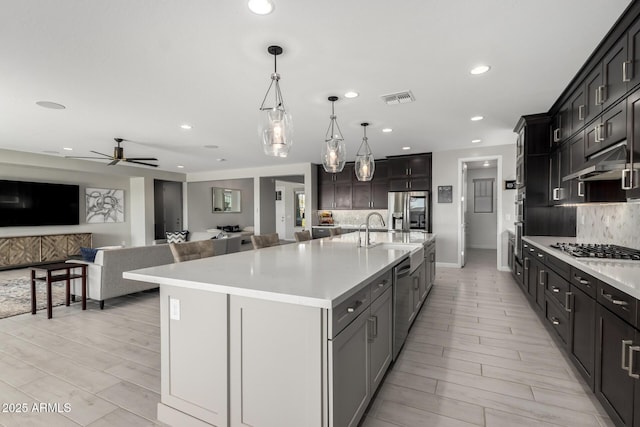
322,96,346,173
355,122,375,181
259,45,293,158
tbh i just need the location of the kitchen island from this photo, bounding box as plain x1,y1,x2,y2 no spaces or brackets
124,231,435,427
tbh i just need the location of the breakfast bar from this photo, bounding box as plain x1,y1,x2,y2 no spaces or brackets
125,231,435,427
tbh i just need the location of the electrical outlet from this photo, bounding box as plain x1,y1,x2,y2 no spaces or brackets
170,298,180,320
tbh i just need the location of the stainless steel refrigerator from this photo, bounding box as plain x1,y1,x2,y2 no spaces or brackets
387,191,430,232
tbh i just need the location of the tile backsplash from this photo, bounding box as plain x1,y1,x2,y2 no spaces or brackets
577,202,640,249
314,210,388,227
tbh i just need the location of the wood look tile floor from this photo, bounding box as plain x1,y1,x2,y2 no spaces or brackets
0,249,613,426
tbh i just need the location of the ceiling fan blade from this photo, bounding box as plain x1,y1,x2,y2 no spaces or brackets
125,157,158,161
125,159,158,167
89,150,113,158
65,156,110,159
108,159,120,166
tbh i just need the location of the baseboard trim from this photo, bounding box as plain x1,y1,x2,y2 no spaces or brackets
497,266,511,272
436,262,460,268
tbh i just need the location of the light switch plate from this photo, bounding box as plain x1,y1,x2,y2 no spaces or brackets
170,298,180,320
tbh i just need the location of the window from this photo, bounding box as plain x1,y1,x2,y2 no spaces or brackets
294,190,305,227
473,178,494,213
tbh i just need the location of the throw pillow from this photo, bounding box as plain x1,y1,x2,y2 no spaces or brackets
80,247,98,262
166,230,189,244
232,225,240,232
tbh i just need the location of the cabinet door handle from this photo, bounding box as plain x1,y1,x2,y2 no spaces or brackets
574,275,590,287
595,124,605,142
368,317,378,342
553,128,561,143
552,286,560,293
601,289,629,307
346,300,363,313
630,346,640,379
550,317,560,326
539,270,545,286
529,247,535,252
623,60,632,82
596,85,606,105
622,168,636,190
578,181,585,197
623,340,634,370
524,258,530,270
578,105,585,121
552,188,560,201
565,292,572,313
537,253,544,259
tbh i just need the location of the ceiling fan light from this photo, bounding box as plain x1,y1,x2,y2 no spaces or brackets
355,123,375,181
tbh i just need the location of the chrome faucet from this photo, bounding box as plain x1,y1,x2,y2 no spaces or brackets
358,212,386,248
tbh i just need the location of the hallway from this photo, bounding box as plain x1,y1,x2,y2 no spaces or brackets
362,248,612,427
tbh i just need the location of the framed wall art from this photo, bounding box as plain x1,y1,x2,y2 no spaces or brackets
86,188,124,223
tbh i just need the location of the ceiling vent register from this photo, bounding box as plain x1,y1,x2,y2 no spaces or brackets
381,91,415,105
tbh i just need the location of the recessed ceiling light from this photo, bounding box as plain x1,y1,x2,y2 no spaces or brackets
180,124,192,130
470,65,491,75
63,147,73,151
382,128,393,133
344,91,359,99
216,158,226,162
36,101,66,109
204,144,219,149
177,165,185,169
472,139,482,144
248,0,274,15
402,146,411,150
483,161,490,167
470,116,484,121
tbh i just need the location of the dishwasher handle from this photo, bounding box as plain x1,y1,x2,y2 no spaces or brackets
395,265,411,278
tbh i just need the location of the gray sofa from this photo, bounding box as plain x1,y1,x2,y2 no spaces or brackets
67,236,242,309
68,244,174,309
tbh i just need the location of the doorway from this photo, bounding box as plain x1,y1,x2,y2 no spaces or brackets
262,175,305,241
458,156,502,270
154,180,183,239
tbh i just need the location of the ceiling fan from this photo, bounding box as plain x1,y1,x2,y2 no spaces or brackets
66,138,159,167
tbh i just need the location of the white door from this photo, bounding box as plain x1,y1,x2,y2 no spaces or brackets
461,164,467,267
275,187,286,238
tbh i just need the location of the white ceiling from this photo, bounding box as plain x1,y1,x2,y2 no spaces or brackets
0,0,632,174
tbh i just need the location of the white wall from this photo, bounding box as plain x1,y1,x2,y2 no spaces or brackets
433,144,516,270
466,167,498,250
0,149,185,247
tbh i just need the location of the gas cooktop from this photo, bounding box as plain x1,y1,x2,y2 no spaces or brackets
550,243,640,260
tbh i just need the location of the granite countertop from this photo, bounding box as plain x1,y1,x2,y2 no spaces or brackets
523,236,640,300
125,231,436,309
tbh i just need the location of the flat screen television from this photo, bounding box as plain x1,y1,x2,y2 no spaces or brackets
0,180,80,227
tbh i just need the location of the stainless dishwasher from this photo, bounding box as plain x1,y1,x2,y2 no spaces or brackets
393,258,412,360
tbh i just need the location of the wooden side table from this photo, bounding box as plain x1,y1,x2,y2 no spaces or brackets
30,262,87,319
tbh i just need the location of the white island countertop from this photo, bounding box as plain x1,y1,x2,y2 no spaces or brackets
524,236,640,300
124,231,436,309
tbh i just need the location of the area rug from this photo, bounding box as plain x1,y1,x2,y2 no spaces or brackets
0,277,70,319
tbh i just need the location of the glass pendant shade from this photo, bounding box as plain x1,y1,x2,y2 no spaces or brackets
260,105,293,157
259,46,293,157
322,96,346,173
355,123,375,181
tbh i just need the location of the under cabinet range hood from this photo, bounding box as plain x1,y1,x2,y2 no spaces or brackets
563,141,639,182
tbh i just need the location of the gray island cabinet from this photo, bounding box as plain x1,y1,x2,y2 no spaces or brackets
124,232,434,427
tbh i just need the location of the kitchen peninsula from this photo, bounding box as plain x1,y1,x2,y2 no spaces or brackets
124,231,436,427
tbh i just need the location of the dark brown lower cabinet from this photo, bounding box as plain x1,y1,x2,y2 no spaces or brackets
524,256,543,310
596,304,636,426
569,285,596,389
